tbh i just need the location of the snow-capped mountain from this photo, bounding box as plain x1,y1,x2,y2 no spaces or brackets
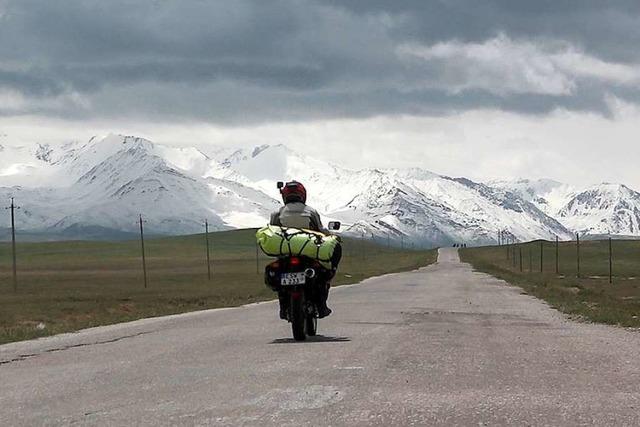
557,184,640,236
0,135,280,237
492,179,640,238
488,179,576,216
209,144,573,245
0,142,59,187
0,133,638,244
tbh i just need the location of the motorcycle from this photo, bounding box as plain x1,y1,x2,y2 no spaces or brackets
264,221,341,341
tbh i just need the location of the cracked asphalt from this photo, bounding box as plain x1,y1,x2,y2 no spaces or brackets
1,248,639,426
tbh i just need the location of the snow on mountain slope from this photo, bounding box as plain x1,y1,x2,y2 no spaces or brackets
0,135,281,235
216,145,573,245
557,183,640,236
488,178,576,215
215,144,358,213
409,176,572,242
0,143,60,187
52,135,219,185
1,133,638,242
489,178,640,237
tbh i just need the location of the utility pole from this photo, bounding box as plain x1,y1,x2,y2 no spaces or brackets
138,214,148,288
5,198,19,292
205,219,211,280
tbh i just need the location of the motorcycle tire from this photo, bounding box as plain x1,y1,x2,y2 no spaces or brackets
290,294,306,341
305,314,317,336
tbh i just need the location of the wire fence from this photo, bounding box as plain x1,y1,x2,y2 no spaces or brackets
492,237,640,284
0,201,436,343
0,224,428,295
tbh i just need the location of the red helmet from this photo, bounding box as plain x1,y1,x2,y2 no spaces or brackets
280,180,307,204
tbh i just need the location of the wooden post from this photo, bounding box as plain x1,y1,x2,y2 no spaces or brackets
556,236,560,276
205,220,211,280
6,198,19,292
519,246,523,272
255,241,259,274
609,237,613,284
576,233,581,279
139,214,148,289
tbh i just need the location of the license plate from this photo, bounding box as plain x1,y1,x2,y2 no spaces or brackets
280,272,306,286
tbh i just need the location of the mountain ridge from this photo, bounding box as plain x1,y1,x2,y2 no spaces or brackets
1,133,638,244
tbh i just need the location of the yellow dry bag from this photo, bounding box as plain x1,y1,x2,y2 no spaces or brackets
256,225,340,267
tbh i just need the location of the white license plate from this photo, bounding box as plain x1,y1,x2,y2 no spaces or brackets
280,272,306,286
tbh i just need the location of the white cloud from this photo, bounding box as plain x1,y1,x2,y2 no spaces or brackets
0,87,91,115
398,34,640,96
0,89,27,110
553,51,640,84
2,101,640,191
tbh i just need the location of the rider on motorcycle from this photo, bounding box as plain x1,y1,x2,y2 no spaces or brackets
270,180,336,319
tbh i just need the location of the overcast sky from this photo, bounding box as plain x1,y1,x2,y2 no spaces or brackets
1,0,640,187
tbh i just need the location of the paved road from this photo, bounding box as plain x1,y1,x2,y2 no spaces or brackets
1,249,640,426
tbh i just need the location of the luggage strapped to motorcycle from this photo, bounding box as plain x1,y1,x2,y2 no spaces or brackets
256,225,339,268
278,228,324,259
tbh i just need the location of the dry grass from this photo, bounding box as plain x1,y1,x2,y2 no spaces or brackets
460,240,640,328
0,229,437,344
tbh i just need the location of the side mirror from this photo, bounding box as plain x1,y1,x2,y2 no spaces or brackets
277,181,284,189
328,221,341,231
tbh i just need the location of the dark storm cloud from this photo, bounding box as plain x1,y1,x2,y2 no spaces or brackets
0,0,639,123
326,0,640,62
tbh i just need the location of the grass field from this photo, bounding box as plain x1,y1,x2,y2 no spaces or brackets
0,229,437,344
460,240,640,328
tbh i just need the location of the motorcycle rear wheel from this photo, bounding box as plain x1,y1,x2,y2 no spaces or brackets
290,295,306,341
305,314,317,336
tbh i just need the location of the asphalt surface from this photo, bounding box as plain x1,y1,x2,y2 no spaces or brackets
1,248,640,426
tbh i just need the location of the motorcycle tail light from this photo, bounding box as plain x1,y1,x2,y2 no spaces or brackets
289,257,301,266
